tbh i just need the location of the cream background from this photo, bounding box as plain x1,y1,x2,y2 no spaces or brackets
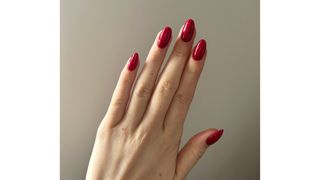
61,0,259,179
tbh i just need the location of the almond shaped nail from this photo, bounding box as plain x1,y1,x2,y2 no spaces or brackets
192,39,206,60
157,26,172,48
181,19,195,42
206,129,224,146
128,52,139,71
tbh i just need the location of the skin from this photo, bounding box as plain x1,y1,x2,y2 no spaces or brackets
86,21,222,180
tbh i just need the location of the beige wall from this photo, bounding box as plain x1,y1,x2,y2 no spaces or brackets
61,0,259,179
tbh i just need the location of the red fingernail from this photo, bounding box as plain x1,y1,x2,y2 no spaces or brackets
192,39,206,61
181,19,195,42
157,26,172,48
206,129,224,146
128,52,139,71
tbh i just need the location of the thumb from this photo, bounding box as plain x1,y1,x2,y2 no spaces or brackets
175,128,224,180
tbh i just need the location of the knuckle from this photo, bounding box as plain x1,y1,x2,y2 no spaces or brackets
186,65,202,75
158,80,177,97
134,131,148,145
133,127,152,144
105,110,119,123
174,92,192,105
172,46,187,58
111,97,126,109
118,126,131,139
106,99,125,123
190,146,205,160
135,85,152,98
96,125,111,140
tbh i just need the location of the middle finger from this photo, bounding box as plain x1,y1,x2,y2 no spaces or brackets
141,19,196,129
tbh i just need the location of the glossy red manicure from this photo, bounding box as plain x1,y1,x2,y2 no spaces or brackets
206,129,224,146
181,19,195,42
128,52,139,71
192,39,206,61
157,26,172,48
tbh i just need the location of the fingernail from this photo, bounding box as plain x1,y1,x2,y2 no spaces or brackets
192,39,206,61
128,52,139,71
157,26,172,48
206,129,224,146
181,19,195,42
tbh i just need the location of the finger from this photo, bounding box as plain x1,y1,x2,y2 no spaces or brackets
122,26,172,128
164,39,207,133
175,129,224,180
101,52,139,128
141,19,196,128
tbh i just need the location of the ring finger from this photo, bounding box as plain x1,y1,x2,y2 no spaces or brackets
141,19,196,129
122,26,172,128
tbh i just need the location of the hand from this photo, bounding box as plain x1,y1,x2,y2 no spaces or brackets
86,19,223,180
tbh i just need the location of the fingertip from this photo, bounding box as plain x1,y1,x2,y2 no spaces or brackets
181,19,195,42
157,26,172,49
192,39,207,61
127,52,139,71
206,129,224,146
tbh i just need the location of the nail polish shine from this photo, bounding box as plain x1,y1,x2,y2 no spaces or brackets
128,52,139,71
206,129,224,146
181,19,195,42
157,26,172,48
193,39,206,60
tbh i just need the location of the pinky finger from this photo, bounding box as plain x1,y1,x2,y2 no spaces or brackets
101,52,139,129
